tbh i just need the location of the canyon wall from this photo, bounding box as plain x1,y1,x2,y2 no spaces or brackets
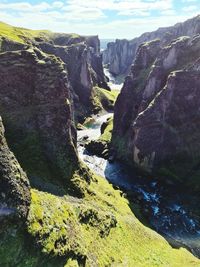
103,15,200,76
0,48,79,190
0,27,110,122
112,34,200,189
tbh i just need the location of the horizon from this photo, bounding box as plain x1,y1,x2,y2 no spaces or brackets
0,1,200,39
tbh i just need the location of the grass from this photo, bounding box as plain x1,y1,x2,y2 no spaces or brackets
99,117,113,143
0,21,52,44
25,172,200,267
91,87,119,112
0,21,81,45
0,20,200,267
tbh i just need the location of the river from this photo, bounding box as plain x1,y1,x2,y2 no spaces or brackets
103,67,124,90
77,71,200,258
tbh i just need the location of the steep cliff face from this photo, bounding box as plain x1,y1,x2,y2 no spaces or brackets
103,15,200,76
0,115,31,265
0,23,109,121
37,34,109,120
0,116,30,228
39,40,108,109
113,34,200,188
0,48,79,189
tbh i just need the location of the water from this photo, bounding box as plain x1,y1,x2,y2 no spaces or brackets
0,206,15,216
77,69,200,257
77,111,200,258
104,68,123,91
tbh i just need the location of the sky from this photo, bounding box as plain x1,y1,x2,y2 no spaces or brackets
0,0,200,39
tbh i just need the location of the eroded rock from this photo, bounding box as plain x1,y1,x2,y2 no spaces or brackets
0,48,79,188
103,15,200,76
112,33,200,188
0,116,30,229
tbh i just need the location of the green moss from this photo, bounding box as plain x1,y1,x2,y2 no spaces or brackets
155,150,200,186
112,134,129,160
0,21,82,47
0,21,52,44
99,117,113,143
136,66,152,92
91,87,119,112
25,172,200,267
1,170,199,266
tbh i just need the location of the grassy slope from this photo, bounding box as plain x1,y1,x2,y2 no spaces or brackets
99,117,113,143
27,173,200,267
0,21,52,43
92,87,120,112
0,21,80,44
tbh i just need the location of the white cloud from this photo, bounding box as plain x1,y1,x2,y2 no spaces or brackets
52,1,64,8
182,5,197,12
64,0,173,14
0,0,199,39
0,2,51,12
182,0,197,2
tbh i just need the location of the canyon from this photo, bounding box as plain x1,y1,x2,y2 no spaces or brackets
103,15,200,76
1,15,200,267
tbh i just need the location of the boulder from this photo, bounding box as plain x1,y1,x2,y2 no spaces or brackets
85,140,108,158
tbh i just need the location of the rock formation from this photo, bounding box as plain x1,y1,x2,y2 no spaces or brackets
38,34,109,111
103,15,200,76
0,48,79,189
0,116,30,229
112,34,200,189
0,24,110,122
1,20,200,267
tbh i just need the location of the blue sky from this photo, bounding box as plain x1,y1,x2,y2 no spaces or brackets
0,0,200,39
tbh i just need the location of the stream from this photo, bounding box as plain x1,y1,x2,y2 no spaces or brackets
104,67,123,90
77,71,200,258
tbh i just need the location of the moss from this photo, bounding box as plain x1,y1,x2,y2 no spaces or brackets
91,87,119,112
1,169,199,266
0,21,82,47
155,152,200,188
24,172,200,267
0,21,52,44
4,124,66,192
136,66,152,92
0,225,67,267
112,134,129,160
99,117,113,143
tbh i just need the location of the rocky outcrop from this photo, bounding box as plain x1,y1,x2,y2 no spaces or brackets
0,116,30,230
0,27,109,121
112,34,200,188
0,36,26,52
0,48,79,189
103,15,200,76
37,34,109,118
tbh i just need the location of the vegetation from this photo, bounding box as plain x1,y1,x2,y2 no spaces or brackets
0,21,81,45
91,86,119,112
99,117,113,143
1,19,200,267
6,172,198,266
0,21,52,43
